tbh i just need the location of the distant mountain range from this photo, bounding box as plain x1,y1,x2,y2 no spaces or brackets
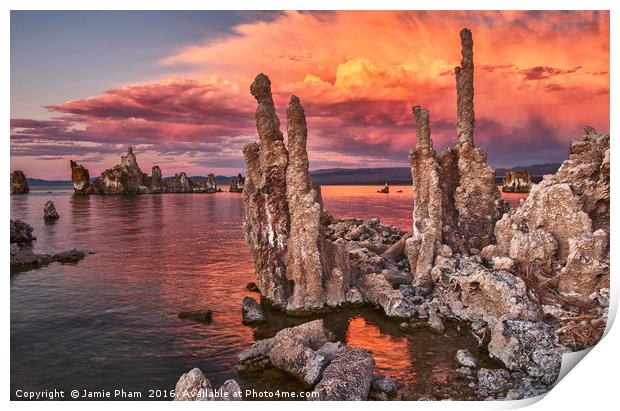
25,163,562,187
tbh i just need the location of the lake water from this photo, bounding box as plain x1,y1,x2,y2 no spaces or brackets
10,185,525,400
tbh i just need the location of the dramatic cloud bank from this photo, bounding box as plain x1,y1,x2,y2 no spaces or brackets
11,10,609,179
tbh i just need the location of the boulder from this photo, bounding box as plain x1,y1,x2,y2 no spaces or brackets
476,368,510,394
488,317,562,385
43,200,59,219
10,219,35,243
241,296,265,325
174,368,241,401
311,346,375,401
10,170,30,194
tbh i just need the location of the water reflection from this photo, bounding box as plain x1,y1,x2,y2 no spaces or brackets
11,186,526,400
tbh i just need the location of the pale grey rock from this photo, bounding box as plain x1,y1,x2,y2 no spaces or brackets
311,346,375,401
241,296,265,325
455,349,477,368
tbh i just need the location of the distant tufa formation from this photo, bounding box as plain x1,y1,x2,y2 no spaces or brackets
229,174,245,192
69,147,229,195
10,170,30,194
502,170,532,193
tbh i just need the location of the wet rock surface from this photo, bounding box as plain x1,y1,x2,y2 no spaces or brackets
11,219,35,243
43,201,59,219
10,170,30,194
242,296,266,325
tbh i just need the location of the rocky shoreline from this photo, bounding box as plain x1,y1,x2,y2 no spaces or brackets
175,27,609,401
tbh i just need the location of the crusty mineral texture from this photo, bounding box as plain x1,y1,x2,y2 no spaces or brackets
502,170,532,193
43,200,59,219
405,106,442,293
483,127,610,297
243,74,349,312
167,172,193,193
70,160,94,194
437,28,500,254
10,170,29,194
92,147,149,194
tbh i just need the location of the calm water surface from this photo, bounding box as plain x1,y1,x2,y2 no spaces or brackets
10,185,524,400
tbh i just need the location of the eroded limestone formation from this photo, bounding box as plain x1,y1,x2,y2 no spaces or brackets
438,29,500,254
10,170,29,194
204,173,218,193
70,160,94,194
243,74,349,312
502,170,532,193
43,200,59,219
167,172,193,193
405,106,442,293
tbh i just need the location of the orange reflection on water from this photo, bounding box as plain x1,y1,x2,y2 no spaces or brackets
345,316,412,377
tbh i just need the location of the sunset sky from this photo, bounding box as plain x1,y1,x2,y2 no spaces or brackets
10,10,609,180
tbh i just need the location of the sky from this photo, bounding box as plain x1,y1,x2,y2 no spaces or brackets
10,10,610,180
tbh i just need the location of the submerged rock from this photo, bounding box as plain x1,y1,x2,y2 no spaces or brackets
502,170,532,193
378,183,389,194
178,310,213,323
245,282,259,292
43,200,59,219
174,368,241,401
241,296,265,325
11,246,85,268
10,170,30,194
455,349,477,368
70,160,94,194
10,219,35,243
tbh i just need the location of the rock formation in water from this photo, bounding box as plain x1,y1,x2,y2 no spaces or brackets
10,170,29,194
502,170,532,193
483,127,610,298
378,183,389,193
243,74,350,312
238,319,379,400
204,173,218,193
10,219,35,243
167,172,193,193
92,147,149,194
43,200,59,219
405,106,442,294
70,160,94,194
150,166,164,193
241,296,265,325
174,368,241,401
229,174,245,192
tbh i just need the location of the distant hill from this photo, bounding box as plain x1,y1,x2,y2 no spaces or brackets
25,163,562,188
